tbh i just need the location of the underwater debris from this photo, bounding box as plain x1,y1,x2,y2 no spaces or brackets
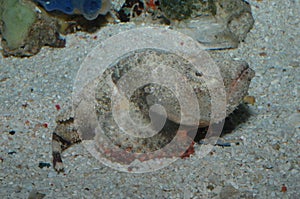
117,0,145,22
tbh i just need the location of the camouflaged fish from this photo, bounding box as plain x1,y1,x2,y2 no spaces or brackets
34,0,111,20
52,49,255,172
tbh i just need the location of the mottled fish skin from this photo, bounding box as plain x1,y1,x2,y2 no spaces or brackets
51,106,81,172
51,57,255,173
34,0,111,20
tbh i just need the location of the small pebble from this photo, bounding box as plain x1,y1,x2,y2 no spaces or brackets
38,162,51,169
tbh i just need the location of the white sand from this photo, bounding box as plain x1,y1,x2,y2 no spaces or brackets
0,0,299,198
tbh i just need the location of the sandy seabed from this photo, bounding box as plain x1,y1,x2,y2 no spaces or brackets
0,0,299,198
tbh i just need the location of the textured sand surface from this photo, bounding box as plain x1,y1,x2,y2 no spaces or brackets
0,1,299,198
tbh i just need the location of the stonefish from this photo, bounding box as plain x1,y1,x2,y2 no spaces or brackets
51,29,255,172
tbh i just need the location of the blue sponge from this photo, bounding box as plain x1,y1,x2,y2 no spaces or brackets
34,0,109,20
74,0,102,20
35,0,74,14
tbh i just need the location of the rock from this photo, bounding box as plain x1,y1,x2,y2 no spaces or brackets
287,112,300,128
119,0,254,49
28,189,46,199
0,0,36,50
219,185,240,199
0,0,65,57
168,0,255,49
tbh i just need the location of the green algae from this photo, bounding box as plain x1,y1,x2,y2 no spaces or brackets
0,0,36,49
